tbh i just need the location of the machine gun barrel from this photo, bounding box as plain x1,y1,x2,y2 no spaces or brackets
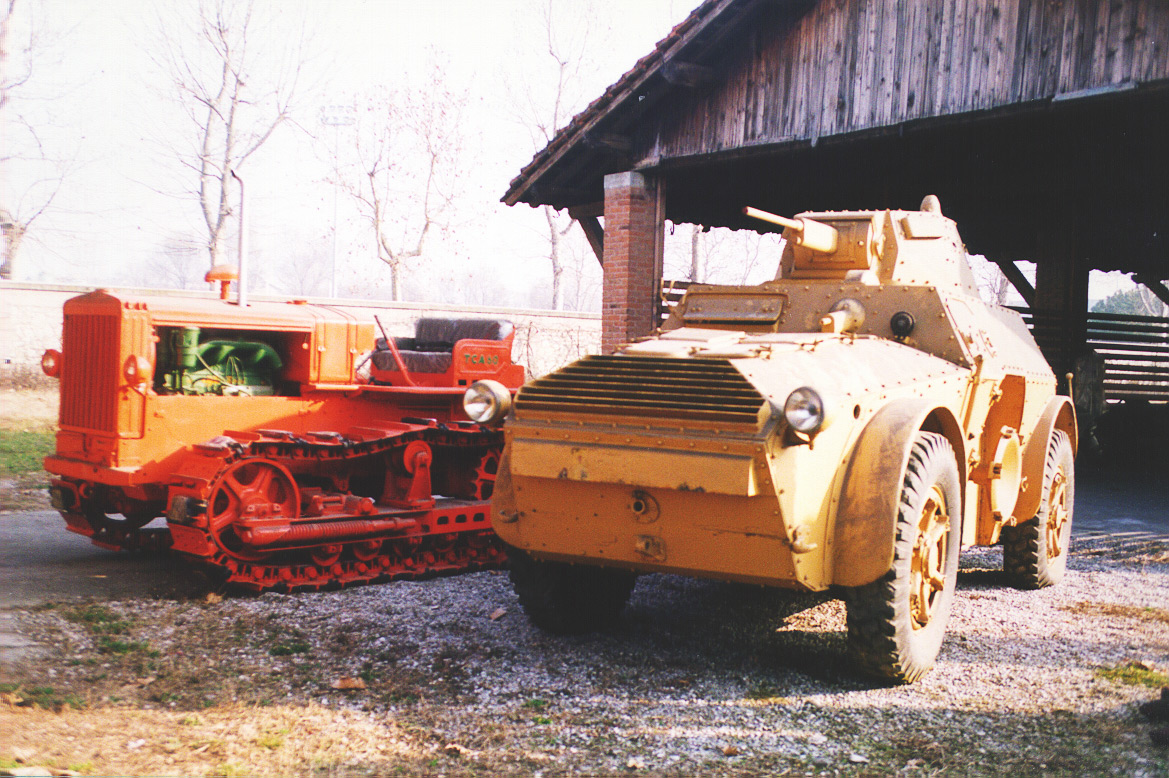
743,206,839,253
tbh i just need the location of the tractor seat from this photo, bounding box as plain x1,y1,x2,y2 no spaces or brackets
371,317,514,374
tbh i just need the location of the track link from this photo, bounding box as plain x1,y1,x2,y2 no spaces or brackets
60,418,507,592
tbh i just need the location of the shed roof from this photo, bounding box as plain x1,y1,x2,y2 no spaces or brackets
502,0,769,209
504,0,1169,274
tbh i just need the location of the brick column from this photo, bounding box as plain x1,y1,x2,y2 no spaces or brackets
602,171,663,354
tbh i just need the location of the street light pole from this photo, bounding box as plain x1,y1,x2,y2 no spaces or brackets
320,105,355,299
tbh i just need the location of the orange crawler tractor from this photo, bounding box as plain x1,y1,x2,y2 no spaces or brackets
41,282,524,591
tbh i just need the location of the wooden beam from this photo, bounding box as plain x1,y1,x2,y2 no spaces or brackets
661,58,716,88
569,211,605,266
993,258,1035,307
1135,274,1169,308
567,201,604,219
582,132,632,154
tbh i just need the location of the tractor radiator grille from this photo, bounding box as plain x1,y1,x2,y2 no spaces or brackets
60,313,119,432
515,355,766,427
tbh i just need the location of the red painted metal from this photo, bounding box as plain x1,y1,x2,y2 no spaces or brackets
42,288,525,593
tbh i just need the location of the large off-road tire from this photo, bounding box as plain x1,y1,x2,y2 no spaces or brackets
845,432,962,684
1001,429,1074,589
507,546,637,634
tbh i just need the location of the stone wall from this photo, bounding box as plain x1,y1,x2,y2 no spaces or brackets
0,283,600,381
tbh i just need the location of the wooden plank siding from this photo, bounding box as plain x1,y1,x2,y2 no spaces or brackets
1021,308,1169,402
646,0,1169,165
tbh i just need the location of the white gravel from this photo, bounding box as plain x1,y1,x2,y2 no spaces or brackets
7,532,1169,776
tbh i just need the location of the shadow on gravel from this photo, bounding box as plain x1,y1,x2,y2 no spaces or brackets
606,576,881,691
958,567,1014,587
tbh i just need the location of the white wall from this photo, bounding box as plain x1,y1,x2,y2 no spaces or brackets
0,283,600,380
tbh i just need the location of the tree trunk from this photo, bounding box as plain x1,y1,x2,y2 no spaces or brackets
1,215,25,281
689,225,702,282
545,205,563,309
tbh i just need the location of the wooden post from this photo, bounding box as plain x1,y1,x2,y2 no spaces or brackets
1033,228,1090,381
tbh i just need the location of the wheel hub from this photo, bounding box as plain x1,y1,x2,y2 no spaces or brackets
910,485,950,630
1045,469,1069,560
207,459,299,561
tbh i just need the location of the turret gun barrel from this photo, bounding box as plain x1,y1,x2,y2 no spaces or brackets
743,206,839,254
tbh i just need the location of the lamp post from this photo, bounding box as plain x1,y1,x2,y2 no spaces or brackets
320,105,355,298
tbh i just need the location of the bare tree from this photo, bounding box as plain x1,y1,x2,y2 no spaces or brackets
145,235,205,289
153,0,306,269
0,0,71,280
510,0,602,310
273,243,330,297
664,224,777,287
968,256,1016,305
329,69,466,301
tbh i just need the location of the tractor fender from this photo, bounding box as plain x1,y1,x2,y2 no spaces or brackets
832,399,965,588
1012,396,1077,524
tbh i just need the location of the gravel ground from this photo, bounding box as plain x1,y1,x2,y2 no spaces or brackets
1,534,1168,777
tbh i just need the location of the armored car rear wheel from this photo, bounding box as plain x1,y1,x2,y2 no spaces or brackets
507,546,637,634
846,432,961,683
1002,430,1074,589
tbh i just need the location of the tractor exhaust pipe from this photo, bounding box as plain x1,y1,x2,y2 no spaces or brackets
230,169,249,307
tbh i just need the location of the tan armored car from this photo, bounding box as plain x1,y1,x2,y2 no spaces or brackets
489,196,1076,683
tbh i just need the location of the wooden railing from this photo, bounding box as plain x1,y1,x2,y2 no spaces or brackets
659,279,692,323
1020,309,1169,402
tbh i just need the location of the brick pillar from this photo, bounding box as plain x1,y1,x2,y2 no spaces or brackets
602,171,663,354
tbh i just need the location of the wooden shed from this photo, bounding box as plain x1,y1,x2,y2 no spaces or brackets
504,0,1169,405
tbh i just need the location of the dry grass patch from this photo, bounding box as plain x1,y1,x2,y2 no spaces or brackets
1064,601,1169,625
0,388,58,431
1,704,438,777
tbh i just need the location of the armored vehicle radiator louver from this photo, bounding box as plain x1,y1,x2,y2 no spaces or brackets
60,313,119,433
515,355,766,427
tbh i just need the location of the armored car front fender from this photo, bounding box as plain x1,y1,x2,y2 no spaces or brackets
832,399,966,587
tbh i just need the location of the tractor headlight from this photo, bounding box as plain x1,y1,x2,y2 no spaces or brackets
41,349,62,378
784,386,825,434
463,379,512,424
123,354,153,385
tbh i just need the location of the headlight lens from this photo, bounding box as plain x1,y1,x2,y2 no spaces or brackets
784,386,825,434
463,379,512,424
41,349,62,378
123,354,152,384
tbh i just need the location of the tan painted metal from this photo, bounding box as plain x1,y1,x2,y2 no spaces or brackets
495,197,1074,592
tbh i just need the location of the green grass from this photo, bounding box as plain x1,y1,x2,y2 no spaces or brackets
269,641,310,656
0,429,54,476
64,605,158,657
66,604,130,634
0,682,85,710
1095,661,1169,688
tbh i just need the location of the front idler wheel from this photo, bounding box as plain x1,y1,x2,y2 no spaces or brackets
845,432,961,683
206,458,298,562
1002,430,1074,589
507,546,637,634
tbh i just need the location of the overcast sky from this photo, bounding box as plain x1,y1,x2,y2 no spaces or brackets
2,0,695,307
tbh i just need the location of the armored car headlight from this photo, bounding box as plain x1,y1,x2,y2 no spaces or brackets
463,379,512,424
784,386,825,434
